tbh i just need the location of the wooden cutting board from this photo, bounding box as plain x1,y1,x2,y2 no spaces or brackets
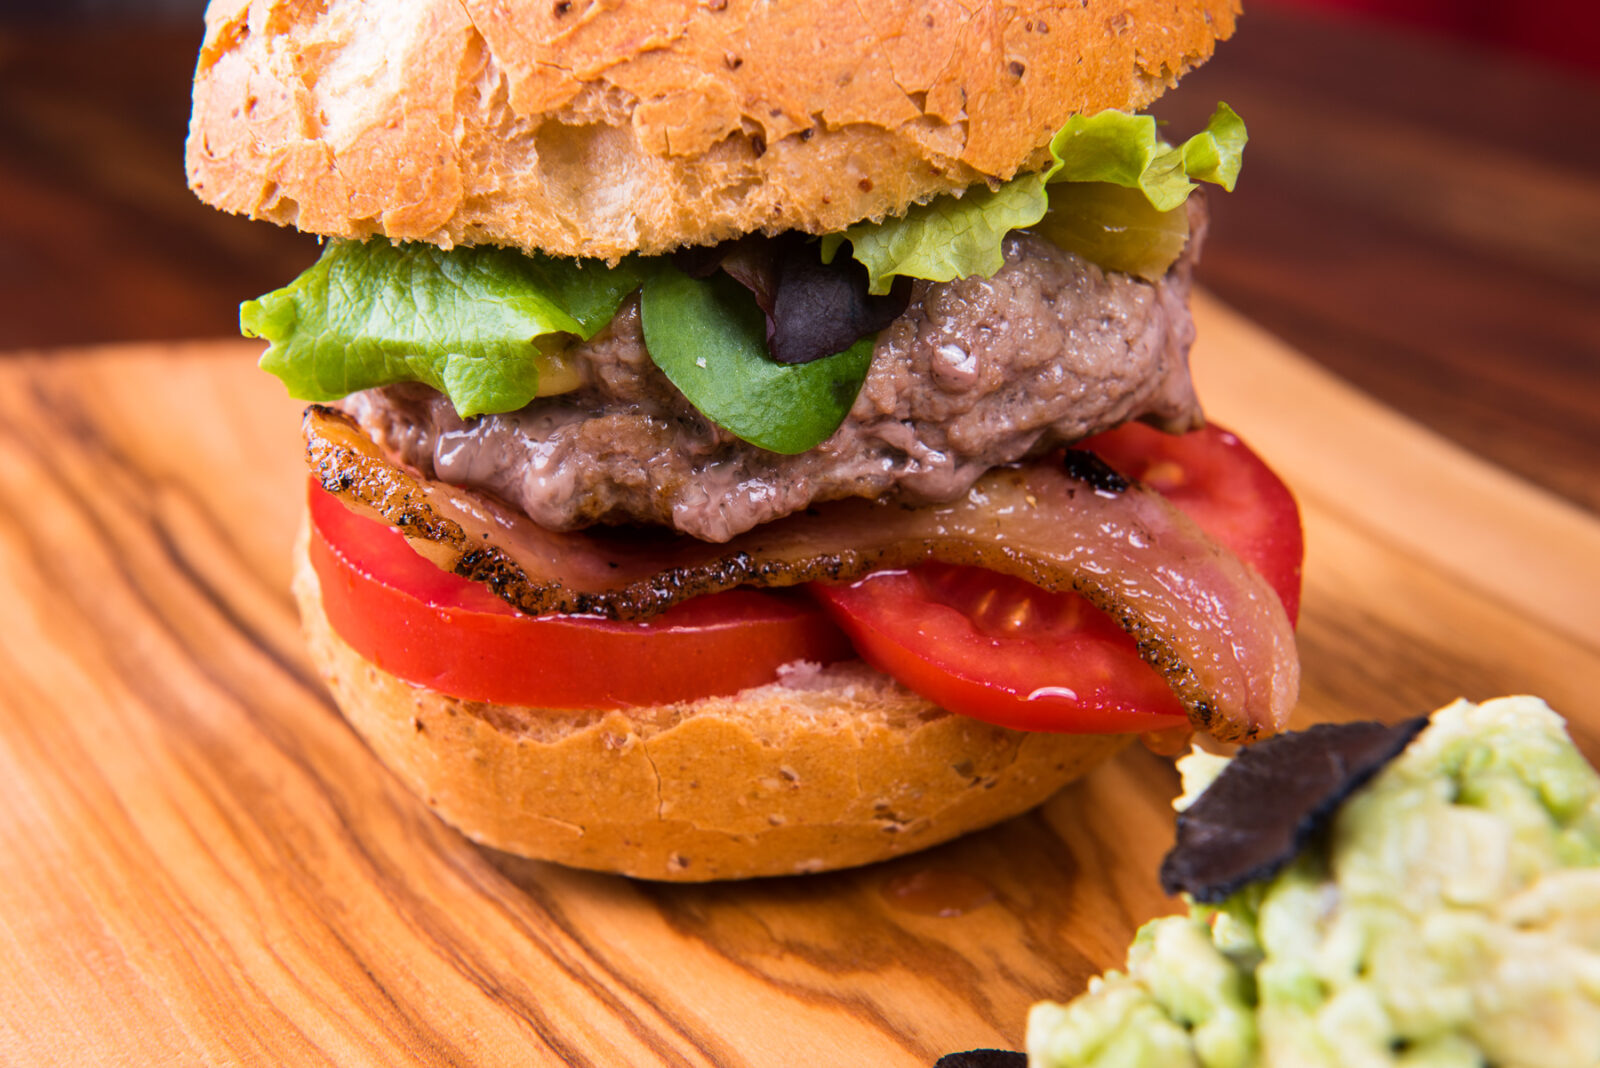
2,295,1597,1066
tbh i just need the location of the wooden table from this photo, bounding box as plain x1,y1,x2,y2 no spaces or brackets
1,8,1597,1065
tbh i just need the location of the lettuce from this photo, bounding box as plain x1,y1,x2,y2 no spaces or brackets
819,177,1048,296
242,239,648,417
639,268,874,454
244,237,873,453
826,103,1246,294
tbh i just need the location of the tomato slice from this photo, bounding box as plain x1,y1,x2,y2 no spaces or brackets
810,424,1303,733
307,482,855,708
816,564,1193,734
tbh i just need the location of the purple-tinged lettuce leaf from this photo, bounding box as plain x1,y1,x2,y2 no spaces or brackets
765,235,908,364
675,234,909,362
639,267,874,454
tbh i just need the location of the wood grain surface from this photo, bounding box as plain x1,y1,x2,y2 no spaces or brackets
2,296,1596,1066
2,5,1597,1064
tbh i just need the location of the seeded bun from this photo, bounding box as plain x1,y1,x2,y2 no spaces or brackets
293,523,1127,880
187,0,1238,260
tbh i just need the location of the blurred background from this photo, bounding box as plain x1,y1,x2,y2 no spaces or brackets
9,0,1599,70
1,0,1596,512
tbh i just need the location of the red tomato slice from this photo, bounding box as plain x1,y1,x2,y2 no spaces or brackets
811,424,1303,733
816,564,1194,734
307,482,855,709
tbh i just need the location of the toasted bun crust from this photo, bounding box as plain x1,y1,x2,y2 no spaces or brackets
188,0,1238,259
293,523,1126,880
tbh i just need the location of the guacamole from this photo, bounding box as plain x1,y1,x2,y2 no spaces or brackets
1026,697,1600,1068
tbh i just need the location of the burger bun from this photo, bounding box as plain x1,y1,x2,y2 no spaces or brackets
188,0,1238,259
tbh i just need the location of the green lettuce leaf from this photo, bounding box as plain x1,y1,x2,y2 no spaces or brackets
827,103,1247,294
820,177,1049,296
242,239,649,417
1047,102,1247,210
639,268,873,454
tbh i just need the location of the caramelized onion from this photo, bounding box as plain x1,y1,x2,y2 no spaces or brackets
305,405,1298,740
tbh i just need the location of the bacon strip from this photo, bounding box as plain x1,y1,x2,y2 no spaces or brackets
305,405,1298,741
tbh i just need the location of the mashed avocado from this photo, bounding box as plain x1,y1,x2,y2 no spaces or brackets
1026,697,1600,1068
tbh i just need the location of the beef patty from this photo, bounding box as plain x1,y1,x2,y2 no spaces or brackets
339,202,1207,543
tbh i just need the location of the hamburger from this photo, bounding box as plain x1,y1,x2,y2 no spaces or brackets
187,0,1302,880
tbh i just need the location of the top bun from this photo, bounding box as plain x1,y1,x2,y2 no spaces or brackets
188,0,1238,260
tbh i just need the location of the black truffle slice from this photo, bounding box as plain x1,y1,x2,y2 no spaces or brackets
1160,716,1430,903
933,1051,1027,1068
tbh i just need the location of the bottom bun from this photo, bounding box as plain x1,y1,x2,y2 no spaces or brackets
293,522,1128,880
